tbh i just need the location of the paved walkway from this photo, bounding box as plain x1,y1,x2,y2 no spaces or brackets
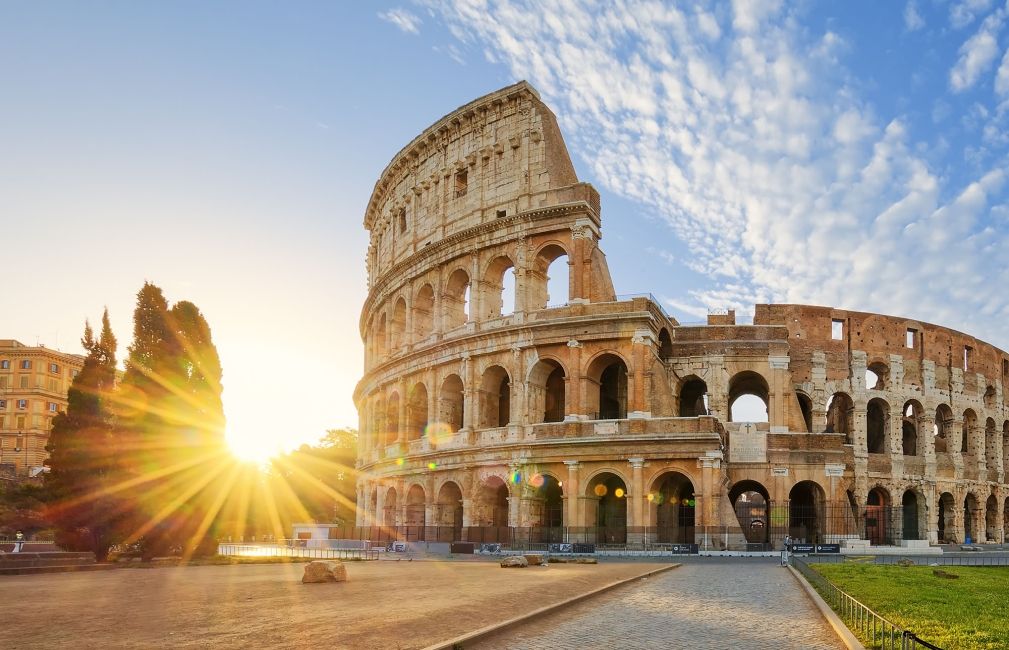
475,559,845,649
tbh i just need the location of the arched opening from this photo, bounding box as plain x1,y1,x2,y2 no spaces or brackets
385,393,400,445
796,392,813,433
391,298,407,349
528,473,563,543
658,328,672,358
865,361,888,390
1004,496,1009,544
789,481,825,544
866,398,890,454
477,476,510,530
985,418,997,471
368,487,378,527
587,354,628,420
935,404,953,454
964,493,979,543
962,409,977,454
984,385,996,409
436,481,464,541
728,371,769,423
532,244,569,309
938,492,955,542
902,401,922,456
729,480,770,545
443,269,470,330
479,365,511,428
653,472,696,544
825,392,854,443
374,313,388,360
587,472,627,545
985,494,998,543
484,256,516,318
438,374,464,434
407,383,428,441
413,284,435,340
902,490,922,541
383,487,398,527
405,484,426,540
678,377,708,417
528,358,566,424
866,487,891,545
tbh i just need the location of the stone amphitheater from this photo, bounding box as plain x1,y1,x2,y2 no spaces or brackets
354,81,1008,549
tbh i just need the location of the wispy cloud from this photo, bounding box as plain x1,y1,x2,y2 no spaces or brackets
426,0,1009,346
904,1,925,31
379,8,422,34
950,0,995,29
950,4,1007,92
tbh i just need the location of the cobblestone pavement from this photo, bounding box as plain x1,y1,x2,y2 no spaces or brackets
474,559,845,650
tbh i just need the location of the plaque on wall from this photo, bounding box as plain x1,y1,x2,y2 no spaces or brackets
729,424,767,463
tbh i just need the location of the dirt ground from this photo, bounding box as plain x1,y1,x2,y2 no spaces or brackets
2,559,666,649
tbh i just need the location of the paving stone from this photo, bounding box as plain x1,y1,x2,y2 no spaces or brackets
475,559,845,650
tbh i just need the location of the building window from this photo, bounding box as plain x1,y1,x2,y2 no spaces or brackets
0,400,6,409
20,360,31,370
16,416,25,430
48,402,58,413
398,208,407,234
964,346,973,372
905,328,916,349
17,400,27,410
19,376,28,389
831,319,844,340
454,170,468,198
49,363,59,373
0,360,9,369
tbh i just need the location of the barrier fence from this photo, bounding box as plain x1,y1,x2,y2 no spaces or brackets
791,557,943,650
217,544,378,560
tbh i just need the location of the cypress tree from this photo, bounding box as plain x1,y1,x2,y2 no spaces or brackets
44,309,119,560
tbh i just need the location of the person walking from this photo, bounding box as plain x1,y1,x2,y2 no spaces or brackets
13,530,24,553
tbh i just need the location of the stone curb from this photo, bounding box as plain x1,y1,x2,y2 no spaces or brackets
786,565,865,650
421,563,682,650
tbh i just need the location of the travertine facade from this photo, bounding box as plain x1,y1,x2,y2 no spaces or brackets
0,339,84,476
354,82,1008,548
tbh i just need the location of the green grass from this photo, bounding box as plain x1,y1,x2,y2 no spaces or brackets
811,563,1009,650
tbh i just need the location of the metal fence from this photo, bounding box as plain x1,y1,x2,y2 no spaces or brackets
791,557,943,649
217,544,378,561
805,553,1009,567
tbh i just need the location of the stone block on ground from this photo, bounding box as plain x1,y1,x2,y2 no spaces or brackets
523,553,546,566
576,558,598,564
500,556,528,568
302,560,348,584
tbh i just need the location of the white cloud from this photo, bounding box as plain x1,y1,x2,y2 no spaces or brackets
428,0,1009,348
950,0,995,29
904,1,925,31
950,3,1008,92
379,8,422,34
996,48,1009,95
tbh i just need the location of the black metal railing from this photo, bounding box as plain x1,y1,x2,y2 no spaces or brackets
791,557,943,649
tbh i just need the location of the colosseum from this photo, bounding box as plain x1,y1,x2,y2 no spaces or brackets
354,81,1009,551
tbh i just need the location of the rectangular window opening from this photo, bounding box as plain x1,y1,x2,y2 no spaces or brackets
398,208,407,234
1003,359,1008,379
454,170,468,198
831,319,844,341
964,345,973,372
496,209,507,219
906,328,917,349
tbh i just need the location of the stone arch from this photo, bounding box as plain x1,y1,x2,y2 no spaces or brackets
985,418,998,472
902,400,923,456
962,409,978,454
443,268,470,330
383,486,398,527
385,392,401,445
413,284,435,340
983,384,996,410
935,404,954,454
390,297,407,349
437,374,464,434
484,255,516,318
985,493,998,542
866,398,890,454
728,371,769,423
1004,421,1009,469
531,242,569,309
405,484,426,538
527,472,564,539
866,485,892,545
789,480,826,544
407,382,429,441
650,471,696,544
964,491,981,543
479,365,511,428
586,471,627,544
901,488,925,541
527,357,566,424
796,391,813,433
374,313,388,360
586,352,629,420
678,376,708,417
475,475,511,530
729,479,770,544
435,481,464,540
865,360,889,390
938,491,956,542
657,328,672,358
825,392,854,443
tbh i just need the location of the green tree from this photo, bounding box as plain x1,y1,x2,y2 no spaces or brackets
118,283,227,559
44,309,120,560
269,428,359,530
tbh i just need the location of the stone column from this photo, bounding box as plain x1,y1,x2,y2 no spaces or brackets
566,340,582,420
397,379,408,444
628,458,645,545
375,484,387,528
564,461,581,528
629,332,650,418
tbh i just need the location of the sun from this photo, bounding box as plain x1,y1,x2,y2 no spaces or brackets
226,427,281,463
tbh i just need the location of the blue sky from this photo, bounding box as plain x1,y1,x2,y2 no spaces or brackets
3,1,1008,456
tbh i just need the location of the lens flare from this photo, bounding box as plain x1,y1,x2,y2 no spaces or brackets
528,473,545,488
593,484,607,497
510,471,521,484
395,457,405,466
614,487,625,498
427,462,437,471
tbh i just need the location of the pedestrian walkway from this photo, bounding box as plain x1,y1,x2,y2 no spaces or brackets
475,558,845,649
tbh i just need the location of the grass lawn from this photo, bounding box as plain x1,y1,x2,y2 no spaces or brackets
812,563,1009,650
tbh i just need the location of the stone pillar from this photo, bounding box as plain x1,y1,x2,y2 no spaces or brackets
811,351,828,432
564,461,581,528
566,340,582,420
629,332,651,418
924,486,938,545
397,379,408,444
375,483,387,528
768,355,790,432
628,458,645,545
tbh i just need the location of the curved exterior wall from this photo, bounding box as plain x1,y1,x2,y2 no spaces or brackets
355,82,1009,548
